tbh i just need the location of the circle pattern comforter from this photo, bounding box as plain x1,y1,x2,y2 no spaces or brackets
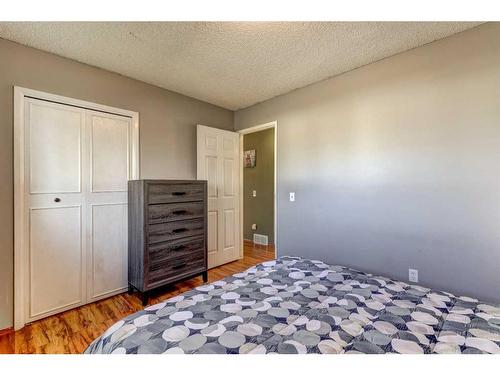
85,256,500,354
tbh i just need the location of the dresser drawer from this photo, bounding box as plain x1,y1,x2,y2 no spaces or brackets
146,256,206,288
148,202,204,224
148,183,204,204
148,218,205,244
148,235,205,263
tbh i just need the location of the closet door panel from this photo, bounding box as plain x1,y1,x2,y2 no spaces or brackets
29,101,82,193
29,206,83,319
86,110,131,300
26,99,86,324
90,203,128,299
91,114,129,192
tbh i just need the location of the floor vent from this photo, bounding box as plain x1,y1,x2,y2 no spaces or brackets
253,234,269,246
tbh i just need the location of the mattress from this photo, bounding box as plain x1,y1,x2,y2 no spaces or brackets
85,256,500,354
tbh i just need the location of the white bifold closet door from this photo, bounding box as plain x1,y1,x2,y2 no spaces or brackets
25,98,133,323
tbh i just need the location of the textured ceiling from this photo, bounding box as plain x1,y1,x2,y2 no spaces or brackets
0,22,483,110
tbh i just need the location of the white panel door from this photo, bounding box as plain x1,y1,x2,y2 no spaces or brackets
25,99,86,322
86,110,131,301
22,98,136,324
197,125,241,268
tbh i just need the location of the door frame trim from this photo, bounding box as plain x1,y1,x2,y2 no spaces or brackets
237,121,278,259
14,86,140,330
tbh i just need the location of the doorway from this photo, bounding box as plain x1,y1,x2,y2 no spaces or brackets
238,121,277,259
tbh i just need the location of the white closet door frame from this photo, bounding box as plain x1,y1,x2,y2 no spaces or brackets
14,86,139,330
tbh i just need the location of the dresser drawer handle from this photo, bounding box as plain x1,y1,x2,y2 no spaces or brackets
172,228,188,234
172,210,187,215
172,191,187,196
171,244,186,251
172,263,186,269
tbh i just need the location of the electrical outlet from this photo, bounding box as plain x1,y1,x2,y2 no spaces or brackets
252,190,257,197
251,223,257,230
289,192,295,202
409,268,419,283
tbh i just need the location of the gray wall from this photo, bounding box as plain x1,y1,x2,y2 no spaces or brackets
0,38,233,329
243,128,275,243
235,23,500,303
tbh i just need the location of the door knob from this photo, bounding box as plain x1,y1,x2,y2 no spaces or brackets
54,198,61,202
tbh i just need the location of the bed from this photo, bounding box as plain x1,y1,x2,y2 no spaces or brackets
85,256,500,354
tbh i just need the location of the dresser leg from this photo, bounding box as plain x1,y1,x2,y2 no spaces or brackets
127,284,134,295
140,292,149,306
202,271,208,283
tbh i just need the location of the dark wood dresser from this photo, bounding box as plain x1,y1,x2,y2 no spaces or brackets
128,180,208,304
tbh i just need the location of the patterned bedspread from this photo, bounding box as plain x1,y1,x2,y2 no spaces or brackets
85,256,500,354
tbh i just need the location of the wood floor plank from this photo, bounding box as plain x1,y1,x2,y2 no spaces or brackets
0,243,274,354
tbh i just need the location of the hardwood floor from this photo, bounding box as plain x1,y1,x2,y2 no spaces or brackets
0,242,275,354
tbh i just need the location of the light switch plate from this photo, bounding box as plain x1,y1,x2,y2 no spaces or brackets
409,268,419,283
289,192,295,202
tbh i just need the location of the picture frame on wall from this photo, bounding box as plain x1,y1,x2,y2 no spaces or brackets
244,149,256,168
